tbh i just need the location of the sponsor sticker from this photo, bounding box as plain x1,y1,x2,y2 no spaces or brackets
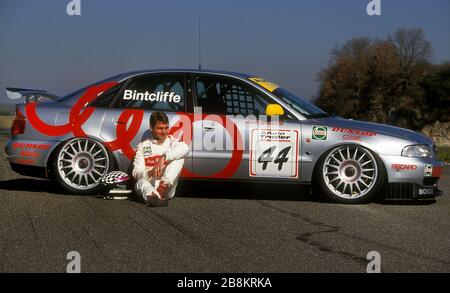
15,158,36,165
332,127,376,137
312,126,327,140
424,164,433,177
418,188,434,196
250,128,299,178
248,77,280,92
12,143,51,150
20,150,40,158
391,164,417,171
142,146,152,157
123,90,182,103
342,135,361,141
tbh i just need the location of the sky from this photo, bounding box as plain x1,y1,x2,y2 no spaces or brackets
0,0,449,103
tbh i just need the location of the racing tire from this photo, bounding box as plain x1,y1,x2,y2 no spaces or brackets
51,138,116,195
314,144,386,204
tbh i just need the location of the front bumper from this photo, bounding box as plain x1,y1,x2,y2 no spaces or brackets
386,182,442,200
382,155,444,200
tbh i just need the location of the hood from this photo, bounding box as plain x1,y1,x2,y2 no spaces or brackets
316,116,433,145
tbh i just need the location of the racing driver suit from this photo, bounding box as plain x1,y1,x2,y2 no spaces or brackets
132,135,189,201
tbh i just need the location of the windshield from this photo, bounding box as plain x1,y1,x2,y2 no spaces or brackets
272,87,329,119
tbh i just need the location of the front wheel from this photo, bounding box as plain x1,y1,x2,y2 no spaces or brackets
52,138,114,195
316,144,385,204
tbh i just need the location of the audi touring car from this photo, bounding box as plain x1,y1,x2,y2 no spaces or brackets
4,69,444,203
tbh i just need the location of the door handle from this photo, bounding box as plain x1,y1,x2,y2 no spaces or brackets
114,121,125,125
203,125,216,131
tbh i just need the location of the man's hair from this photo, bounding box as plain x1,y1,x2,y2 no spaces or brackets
149,111,169,128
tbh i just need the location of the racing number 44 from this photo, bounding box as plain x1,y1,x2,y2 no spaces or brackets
258,146,292,171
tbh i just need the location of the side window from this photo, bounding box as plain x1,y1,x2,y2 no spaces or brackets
89,84,122,108
194,75,271,116
113,74,185,112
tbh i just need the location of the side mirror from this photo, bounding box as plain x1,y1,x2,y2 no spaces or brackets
265,104,284,116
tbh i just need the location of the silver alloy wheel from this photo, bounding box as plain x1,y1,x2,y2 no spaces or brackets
322,145,378,199
57,138,109,190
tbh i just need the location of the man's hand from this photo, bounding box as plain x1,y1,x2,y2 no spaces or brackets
151,155,166,178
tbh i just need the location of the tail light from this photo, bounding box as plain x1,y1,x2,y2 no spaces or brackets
11,108,26,135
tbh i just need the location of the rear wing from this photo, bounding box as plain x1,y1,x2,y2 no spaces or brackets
6,87,59,103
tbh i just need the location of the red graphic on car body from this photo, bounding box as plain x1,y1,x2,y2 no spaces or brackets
24,83,244,179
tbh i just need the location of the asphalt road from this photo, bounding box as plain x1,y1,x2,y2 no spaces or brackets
0,139,449,273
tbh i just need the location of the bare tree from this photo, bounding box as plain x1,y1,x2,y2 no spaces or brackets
389,28,433,70
315,28,436,130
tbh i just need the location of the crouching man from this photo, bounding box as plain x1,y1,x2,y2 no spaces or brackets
132,111,188,207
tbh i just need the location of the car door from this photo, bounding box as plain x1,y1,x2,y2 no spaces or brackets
191,73,301,181
97,73,192,173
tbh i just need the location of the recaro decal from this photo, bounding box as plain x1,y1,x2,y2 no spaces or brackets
391,164,417,171
123,90,182,103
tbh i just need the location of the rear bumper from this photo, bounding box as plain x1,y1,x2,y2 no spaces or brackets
4,139,59,168
9,163,48,178
4,139,61,179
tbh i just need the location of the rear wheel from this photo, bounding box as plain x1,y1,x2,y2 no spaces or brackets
52,138,114,195
316,144,385,204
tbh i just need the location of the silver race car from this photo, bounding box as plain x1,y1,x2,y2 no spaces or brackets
4,70,444,203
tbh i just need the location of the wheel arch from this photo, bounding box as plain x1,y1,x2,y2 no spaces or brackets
310,142,388,193
46,136,121,179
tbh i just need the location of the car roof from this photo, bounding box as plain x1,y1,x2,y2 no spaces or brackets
117,69,253,80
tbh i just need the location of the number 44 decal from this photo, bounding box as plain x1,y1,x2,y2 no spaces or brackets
258,146,292,171
250,129,299,178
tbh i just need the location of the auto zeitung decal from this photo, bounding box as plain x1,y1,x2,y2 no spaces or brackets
123,90,182,103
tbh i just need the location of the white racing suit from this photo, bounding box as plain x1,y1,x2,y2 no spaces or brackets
132,135,189,201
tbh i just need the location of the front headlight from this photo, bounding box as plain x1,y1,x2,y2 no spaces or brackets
402,144,434,158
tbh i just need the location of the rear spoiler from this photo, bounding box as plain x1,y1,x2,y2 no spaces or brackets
6,87,59,103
